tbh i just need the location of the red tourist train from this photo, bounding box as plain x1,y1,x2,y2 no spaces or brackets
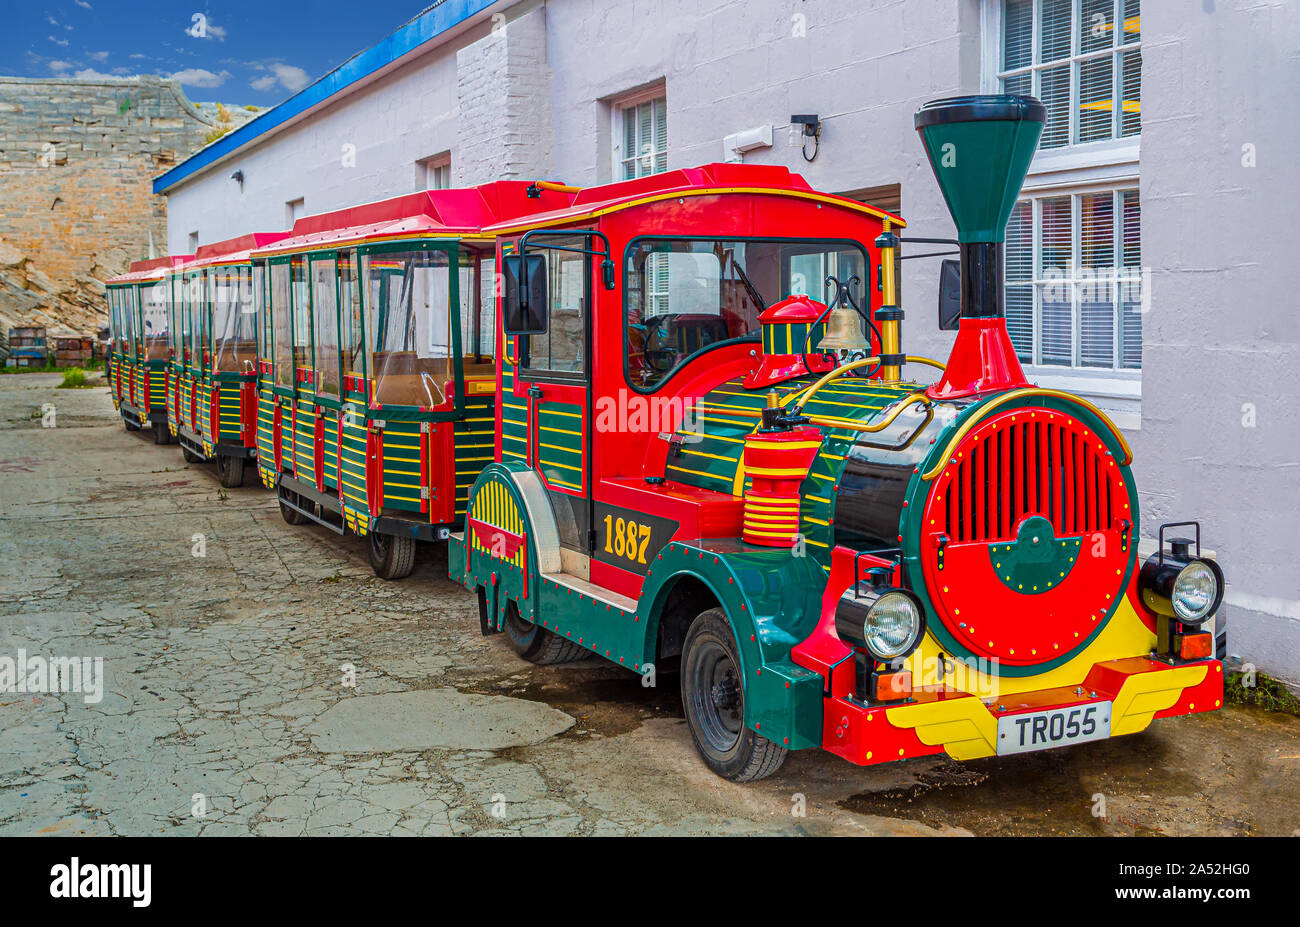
107,95,1227,781
451,96,1226,780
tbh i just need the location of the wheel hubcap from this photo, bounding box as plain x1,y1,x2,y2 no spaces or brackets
691,640,743,753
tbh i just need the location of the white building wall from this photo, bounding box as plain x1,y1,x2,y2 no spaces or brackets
162,0,1300,682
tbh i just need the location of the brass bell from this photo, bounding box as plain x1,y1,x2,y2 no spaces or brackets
816,305,871,354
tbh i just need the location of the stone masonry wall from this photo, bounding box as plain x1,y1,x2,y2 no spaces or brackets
0,76,218,336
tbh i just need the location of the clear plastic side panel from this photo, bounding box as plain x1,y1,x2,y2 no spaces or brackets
312,257,341,396
272,262,293,389
458,249,495,380
366,250,453,408
142,280,169,360
125,285,138,357
291,257,311,380
214,268,258,373
339,250,364,382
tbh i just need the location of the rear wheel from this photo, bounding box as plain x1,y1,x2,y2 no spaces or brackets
368,531,416,580
216,454,245,488
151,421,170,444
278,489,309,526
123,417,140,432
503,600,588,664
681,608,787,782
181,445,202,463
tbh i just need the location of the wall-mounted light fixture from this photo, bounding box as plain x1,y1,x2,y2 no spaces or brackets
791,114,821,162
231,169,244,191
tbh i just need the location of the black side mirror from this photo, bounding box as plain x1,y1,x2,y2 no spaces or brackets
938,258,960,331
503,252,549,335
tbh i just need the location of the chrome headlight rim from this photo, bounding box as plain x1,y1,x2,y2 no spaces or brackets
863,590,925,660
1171,558,1224,625
1139,551,1224,626
835,586,927,662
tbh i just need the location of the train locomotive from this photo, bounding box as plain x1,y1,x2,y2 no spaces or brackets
453,95,1226,780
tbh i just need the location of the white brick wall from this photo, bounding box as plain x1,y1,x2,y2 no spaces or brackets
455,7,553,185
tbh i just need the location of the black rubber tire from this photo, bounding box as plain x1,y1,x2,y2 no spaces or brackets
681,608,787,782
151,421,170,445
368,531,417,580
123,417,140,432
502,600,588,665
181,445,202,464
278,490,309,526
216,454,245,488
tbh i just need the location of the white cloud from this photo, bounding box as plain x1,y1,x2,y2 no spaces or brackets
48,35,69,47
249,62,310,94
169,67,232,89
75,0,93,8
48,60,75,74
129,53,148,60
72,68,117,80
185,16,228,41
47,15,58,26
88,50,109,63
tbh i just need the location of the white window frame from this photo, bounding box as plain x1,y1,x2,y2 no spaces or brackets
415,152,451,191
611,86,667,181
982,0,1142,422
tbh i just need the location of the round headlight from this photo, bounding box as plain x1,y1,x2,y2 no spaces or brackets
863,592,923,659
1172,560,1219,623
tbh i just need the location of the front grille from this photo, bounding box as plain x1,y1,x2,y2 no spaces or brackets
939,412,1118,543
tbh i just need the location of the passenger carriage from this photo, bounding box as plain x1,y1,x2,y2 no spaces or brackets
166,234,289,486
452,99,1226,781
106,256,190,444
249,183,573,578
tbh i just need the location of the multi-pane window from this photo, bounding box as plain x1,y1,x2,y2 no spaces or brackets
1005,188,1142,369
417,153,451,191
618,96,667,179
1000,0,1140,149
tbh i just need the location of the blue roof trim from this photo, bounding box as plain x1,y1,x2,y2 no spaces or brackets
153,0,498,194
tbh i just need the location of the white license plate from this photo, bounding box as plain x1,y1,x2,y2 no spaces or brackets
996,702,1112,755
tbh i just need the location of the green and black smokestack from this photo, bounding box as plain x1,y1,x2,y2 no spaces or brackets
915,94,1045,398
915,94,1045,320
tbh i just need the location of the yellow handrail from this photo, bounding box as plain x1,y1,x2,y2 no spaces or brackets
788,354,946,411
920,387,1134,480
789,357,880,410
807,393,930,433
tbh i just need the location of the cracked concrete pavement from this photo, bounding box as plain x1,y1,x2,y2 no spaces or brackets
1,373,1297,837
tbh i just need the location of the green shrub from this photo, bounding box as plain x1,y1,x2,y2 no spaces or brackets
57,368,87,389
1225,670,1300,716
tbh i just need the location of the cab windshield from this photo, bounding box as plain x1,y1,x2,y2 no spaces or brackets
624,237,868,390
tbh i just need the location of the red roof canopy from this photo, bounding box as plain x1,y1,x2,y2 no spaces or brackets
251,180,577,257
108,255,192,285
188,232,292,269
482,163,903,233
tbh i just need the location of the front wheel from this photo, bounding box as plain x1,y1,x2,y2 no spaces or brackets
181,445,202,464
368,531,416,580
502,600,588,664
216,454,245,488
680,608,787,782
151,421,170,445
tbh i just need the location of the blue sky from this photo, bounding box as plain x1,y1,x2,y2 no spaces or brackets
8,1,434,107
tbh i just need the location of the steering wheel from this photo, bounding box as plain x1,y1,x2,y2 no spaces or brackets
641,315,678,373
